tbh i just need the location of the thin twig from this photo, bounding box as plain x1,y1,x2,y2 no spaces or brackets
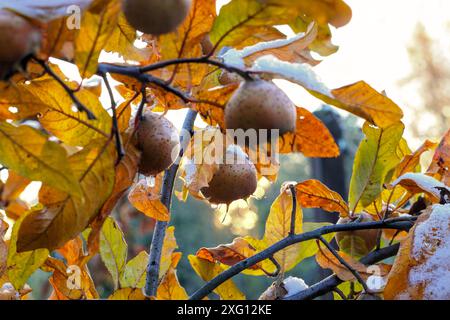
100,73,124,162
288,184,297,236
189,217,415,300
332,287,347,300
33,57,96,120
317,236,370,293
144,109,198,297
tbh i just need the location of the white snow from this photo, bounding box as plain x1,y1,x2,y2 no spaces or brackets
283,276,309,296
250,55,331,96
390,173,450,201
409,204,450,299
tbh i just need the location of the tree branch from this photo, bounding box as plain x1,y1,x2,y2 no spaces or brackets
189,217,415,300
317,236,369,293
283,243,400,300
144,108,198,297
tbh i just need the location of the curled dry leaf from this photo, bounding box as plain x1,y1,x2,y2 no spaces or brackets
428,129,450,186
128,176,169,222
389,173,450,204
316,243,390,282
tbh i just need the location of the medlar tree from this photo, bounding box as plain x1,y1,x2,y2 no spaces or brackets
0,0,449,301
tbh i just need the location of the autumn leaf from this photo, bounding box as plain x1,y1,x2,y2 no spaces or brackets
384,204,450,300
0,171,30,205
128,178,169,222
156,267,188,300
294,180,349,217
120,251,148,289
100,217,128,289
428,128,450,186
0,121,82,198
330,81,404,129
348,122,404,212
160,227,179,280
394,140,437,178
188,255,245,300
16,139,116,252
7,209,49,290
75,0,121,78
280,107,340,158
316,243,390,282
104,13,151,62
196,237,272,275
26,80,112,146
389,173,449,204
108,287,147,300
158,0,216,86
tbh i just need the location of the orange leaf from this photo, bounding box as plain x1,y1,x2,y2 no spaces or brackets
428,129,450,186
395,140,437,178
280,107,340,158
295,180,349,217
128,178,169,222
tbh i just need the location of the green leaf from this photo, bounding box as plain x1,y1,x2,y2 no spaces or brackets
349,122,405,211
100,217,128,289
120,251,148,289
0,121,82,198
7,208,49,289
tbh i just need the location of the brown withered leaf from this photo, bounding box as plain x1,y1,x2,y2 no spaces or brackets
330,81,404,129
428,129,450,186
128,177,169,222
295,180,349,217
316,244,390,282
280,107,340,158
196,237,271,274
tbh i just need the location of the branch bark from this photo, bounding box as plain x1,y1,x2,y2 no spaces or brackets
144,109,198,297
189,217,415,300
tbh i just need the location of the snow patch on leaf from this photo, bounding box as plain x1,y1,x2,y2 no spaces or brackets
409,204,450,299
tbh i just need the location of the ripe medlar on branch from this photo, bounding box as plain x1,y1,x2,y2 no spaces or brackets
136,111,180,176
201,145,257,205
225,80,297,136
335,212,378,258
122,0,192,35
0,10,41,78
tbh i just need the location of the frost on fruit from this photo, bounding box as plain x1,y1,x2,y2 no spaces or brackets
384,204,450,300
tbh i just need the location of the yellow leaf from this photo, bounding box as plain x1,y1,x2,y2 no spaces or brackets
348,122,404,211
0,121,82,198
100,217,128,289
331,81,404,129
108,287,146,300
75,0,120,78
160,227,179,280
1,171,30,204
7,210,49,289
120,251,148,289
188,255,245,300
156,268,188,300
16,140,116,251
